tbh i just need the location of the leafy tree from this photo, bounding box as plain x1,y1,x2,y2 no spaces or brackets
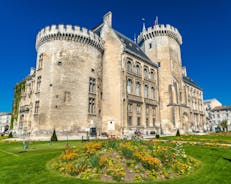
220,120,228,132
51,129,58,141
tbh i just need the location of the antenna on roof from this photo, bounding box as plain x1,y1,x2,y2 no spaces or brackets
142,18,146,31
134,33,137,44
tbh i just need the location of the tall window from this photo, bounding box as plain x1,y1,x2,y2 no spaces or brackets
150,70,154,80
146,105,149,114
152,107,156,116
128,116,132,126
151,87,155,99
144,85,148,98
36,76,41,93
137,117,141,126
89,78,96,93
34,101,39,114
127,79,132,94
146,118,149,127
137,104,141,113
89,98,95,114
128,103,132,112
152,118,155,127
127,61,132,72
144,67,148,78
38,53,43,70
135,64,140,75
135,82,140,96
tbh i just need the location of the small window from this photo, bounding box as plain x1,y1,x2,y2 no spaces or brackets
128,116,132,126
89,78,96,93
128,103,132,112
137,117,141,126
137,104,141,113
149,43,152,49
88,98,95,114
135,82,140,96
146,118,149,127
127,79,132,94
34,101,40,114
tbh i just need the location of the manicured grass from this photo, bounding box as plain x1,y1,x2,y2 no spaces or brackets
160,132,231,144
0,139,230,184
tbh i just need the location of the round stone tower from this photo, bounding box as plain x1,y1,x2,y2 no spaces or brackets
138,24,184,134
33,25,104,139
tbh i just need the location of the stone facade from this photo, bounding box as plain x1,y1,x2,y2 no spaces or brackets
12,12,206,139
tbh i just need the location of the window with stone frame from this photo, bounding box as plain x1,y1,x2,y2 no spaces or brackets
127,60,132,72
137,117,141,126
152,118,156,127
134,64,140,75
135,82,140,96
36,76,41,93
88,97,95,114
151,87,155,99
136,104,141,113
127,79,132,94
34,101,39,114
89,77,96,93
146,105,149,114
152,107,156,116
146,118,149,127
128,116,132,126
144,66,148,78
38,53,43,70
144,85,148,98
150,70,155,80
128,103,132,112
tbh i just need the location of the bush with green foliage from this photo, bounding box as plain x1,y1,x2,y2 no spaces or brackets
8,132,13,138
51,129,58,141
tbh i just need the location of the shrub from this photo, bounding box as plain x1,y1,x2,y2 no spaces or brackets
176,129,180,136
8,132,13,138
51,129,58,141
156,134,160,139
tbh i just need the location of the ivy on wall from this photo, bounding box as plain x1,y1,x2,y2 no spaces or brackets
10,80,26,129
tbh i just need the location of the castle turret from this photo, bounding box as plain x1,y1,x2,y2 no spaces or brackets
138,24,184,134
32,25,104,138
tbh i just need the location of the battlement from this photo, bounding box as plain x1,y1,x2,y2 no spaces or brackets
36,24,104,51
137,24,182,45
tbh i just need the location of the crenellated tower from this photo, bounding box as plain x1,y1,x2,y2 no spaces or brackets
138,24,185,134
32,25,104,138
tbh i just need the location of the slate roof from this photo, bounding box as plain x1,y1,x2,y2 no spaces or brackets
113,30,158,68
212,106,231,111
183,76,202,90
92,24,158,68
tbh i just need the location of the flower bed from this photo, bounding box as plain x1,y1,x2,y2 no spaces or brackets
50,139,199,182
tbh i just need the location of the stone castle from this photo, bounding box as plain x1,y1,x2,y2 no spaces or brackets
12,12,206,139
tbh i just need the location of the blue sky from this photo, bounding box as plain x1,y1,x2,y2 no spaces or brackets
0,0,230,112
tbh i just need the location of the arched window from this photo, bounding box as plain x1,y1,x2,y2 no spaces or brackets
144,66,148,78
127,61,132,72
151,87,155,99
127,79,132,94
135,82,140,96
135,64,140,75
150,70,154,80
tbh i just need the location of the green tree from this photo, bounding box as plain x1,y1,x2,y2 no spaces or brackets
51,129,58,141
220,120,228,132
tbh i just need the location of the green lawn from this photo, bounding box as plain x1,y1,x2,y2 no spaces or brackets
0,139,230,184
